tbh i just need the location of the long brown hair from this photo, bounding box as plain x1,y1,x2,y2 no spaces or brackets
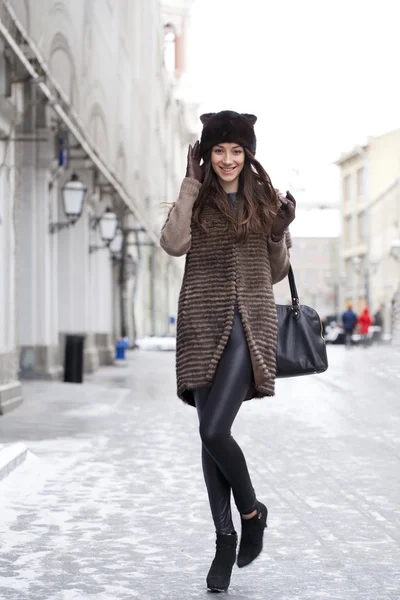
192,148,279,241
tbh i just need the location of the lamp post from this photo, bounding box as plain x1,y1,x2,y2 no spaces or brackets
111,225,155,339
109,228,124,260
49,173,87,233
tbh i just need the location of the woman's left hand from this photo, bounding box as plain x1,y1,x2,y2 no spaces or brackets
271,191,296,240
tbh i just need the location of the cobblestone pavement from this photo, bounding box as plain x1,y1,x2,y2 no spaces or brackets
0,345,399,600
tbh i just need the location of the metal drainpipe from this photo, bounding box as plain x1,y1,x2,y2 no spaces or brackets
119,232,128,338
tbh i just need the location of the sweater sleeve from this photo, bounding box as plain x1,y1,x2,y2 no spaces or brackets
268,229,291,284
160,178,202,257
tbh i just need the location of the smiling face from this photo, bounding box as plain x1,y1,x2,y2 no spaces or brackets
210,143,245,192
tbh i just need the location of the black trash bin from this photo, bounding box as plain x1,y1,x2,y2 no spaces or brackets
64,335,85,383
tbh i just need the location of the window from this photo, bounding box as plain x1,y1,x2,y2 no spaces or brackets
356,167,366,196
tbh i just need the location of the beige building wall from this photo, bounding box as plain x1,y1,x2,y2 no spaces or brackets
336,129,400,332
366,130,400,333
368,180,400,334
337,148,368,313
367,129,400,200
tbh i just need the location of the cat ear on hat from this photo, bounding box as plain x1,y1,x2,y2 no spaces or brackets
200,113,215,125
241,113,257,126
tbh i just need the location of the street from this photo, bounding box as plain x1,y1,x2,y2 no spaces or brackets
0,345,399,600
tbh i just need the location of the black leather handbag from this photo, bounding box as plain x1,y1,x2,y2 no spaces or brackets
275,266,328,378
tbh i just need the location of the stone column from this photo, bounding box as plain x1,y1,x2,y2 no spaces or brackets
57,169,99,373
17,134,62,379
89,192,115,365
0,116,22,413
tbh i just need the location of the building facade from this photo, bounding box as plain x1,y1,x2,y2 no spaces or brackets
0,0,196,413
0,40,22,413
336,129,400,334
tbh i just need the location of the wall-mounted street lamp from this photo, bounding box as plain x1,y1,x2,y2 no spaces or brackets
89,207,118,253
49,173,87,234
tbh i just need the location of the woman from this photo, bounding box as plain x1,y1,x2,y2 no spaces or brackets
160,111,296,592
357,306,372,347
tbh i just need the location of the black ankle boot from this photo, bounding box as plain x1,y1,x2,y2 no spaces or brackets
237,501,268,568
207,532,237,592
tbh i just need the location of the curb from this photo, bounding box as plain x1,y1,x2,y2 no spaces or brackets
0,443,28,482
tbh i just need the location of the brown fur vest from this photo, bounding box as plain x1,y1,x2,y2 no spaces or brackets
160,178,291,406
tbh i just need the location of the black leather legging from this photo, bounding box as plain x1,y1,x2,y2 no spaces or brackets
193,308,257,535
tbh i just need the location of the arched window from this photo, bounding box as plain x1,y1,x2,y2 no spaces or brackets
164,24,176,73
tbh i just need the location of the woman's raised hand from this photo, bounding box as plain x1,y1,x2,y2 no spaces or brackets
271,191,296,240
185,140,204,183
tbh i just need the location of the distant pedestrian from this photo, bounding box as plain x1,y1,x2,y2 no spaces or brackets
342,303,358,348
160,111,296,592
358,306,372,347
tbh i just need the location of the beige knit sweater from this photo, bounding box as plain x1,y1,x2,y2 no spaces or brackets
160,177,291,406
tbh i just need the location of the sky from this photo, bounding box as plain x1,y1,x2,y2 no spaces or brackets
186,0,400,235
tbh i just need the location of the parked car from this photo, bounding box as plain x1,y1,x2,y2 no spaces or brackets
324,321,346,344
324,320,383,345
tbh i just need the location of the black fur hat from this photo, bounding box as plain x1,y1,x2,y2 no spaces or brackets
199,110,257,158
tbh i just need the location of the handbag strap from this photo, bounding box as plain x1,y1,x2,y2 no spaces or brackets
288,265,300,313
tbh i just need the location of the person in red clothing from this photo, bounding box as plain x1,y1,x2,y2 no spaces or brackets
358,307,372,347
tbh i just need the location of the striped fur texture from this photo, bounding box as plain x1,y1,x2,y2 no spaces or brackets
160,178,291,406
